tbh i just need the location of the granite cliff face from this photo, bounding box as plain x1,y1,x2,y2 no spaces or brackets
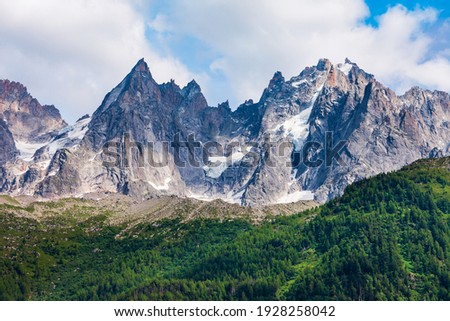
0,79,69,194
0,59,448,205
0,119,16,166
295,60,450,201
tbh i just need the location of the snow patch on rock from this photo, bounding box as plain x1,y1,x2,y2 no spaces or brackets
276,190,315,203
46,116,91,157
15,141,48,161
291,79,308,88
337,62,353,75
203,150,246,179
148,177,172,191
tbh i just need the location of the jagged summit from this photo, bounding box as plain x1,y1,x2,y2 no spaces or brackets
133,57,148,70
217,100,231,111
182,79,202,97
0,79,29,99
126,59,158,90
316,58,332,71
0,79,66,144
93,58,161,117
267,71,285,89
126,58,157,84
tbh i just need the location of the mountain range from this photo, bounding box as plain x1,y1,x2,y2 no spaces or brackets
0,58,449,205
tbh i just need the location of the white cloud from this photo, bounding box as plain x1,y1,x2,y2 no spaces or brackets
0,0,195,123
154,0,450,106
1,0,448,123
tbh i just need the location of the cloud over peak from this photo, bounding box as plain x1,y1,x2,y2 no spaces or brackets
0,0,449,122
151,0,450,106
0,0,195,122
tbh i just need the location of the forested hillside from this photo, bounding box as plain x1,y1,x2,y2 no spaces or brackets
0,157,449,300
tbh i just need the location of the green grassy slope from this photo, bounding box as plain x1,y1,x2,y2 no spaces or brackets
0,157,448,300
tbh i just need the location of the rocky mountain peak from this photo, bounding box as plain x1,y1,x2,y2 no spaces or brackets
0,79,66,143
161,79,181,91
94,58,162,117
0,79,28,100
76,114,90,122
182,80,202,98
217,100,231,112
268,71,285,89
316,58,332,71
132,58,149,72
125,58,158,91
401,86,429,99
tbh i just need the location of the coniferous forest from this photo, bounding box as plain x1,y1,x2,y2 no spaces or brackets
0,157,449,300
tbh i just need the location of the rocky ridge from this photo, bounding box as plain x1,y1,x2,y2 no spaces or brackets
0,58,448,206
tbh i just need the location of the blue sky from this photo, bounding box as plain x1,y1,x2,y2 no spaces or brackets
0,0,449,123
366,0,449,19
365,0,449,56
